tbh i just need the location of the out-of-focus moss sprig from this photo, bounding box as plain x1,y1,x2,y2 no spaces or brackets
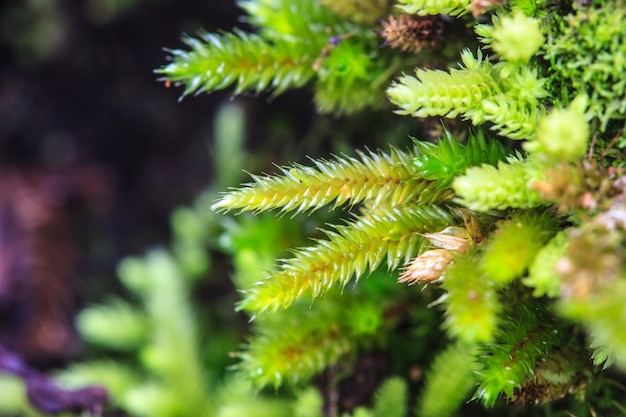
157,0,422,114
416,342,479,417
235,282,395,388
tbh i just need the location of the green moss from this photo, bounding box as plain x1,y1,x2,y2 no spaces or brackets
34,1,626,417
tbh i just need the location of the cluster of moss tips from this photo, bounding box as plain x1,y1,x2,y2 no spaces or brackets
150,0,626,415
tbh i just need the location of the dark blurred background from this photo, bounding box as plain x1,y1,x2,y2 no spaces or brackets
0,0,320,366
0,0,243,254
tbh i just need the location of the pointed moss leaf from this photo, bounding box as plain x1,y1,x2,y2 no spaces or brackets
238,205,457,313
158,29,318,98
213,148,452,215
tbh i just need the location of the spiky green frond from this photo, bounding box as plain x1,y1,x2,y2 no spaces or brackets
388,50,499,119
213,148,452,215
158,29,318,98
472,94,543,139
396,0,471,16
473,302,565,406
411,129,508,186
238,0,345,42
452,156,546,211
417,343,479,417
238,205,457,313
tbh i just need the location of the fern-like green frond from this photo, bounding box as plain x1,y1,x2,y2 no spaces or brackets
238,205,457,313
396,0,471,16
213,148,451,215
452,156,546,211
388,50,499,119
411,129,508,186
157,29,318,98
